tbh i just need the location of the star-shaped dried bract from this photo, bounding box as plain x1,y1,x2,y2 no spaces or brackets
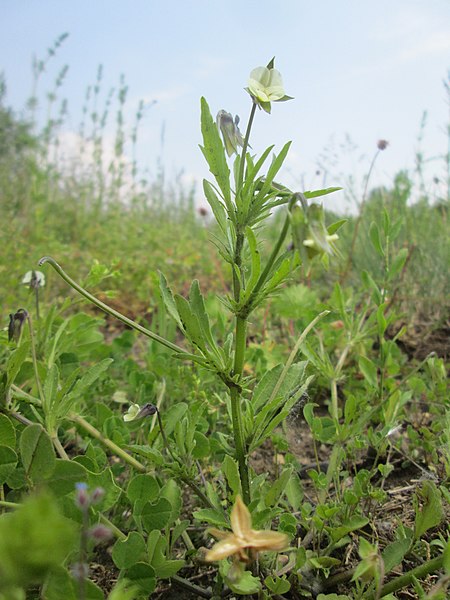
205,495,288,563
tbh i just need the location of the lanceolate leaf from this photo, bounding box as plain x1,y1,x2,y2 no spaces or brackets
159,273,184,331
303,187,342,199
203,180,228,234
200,97,231,210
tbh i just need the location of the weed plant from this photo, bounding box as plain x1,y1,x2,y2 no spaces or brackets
0,47,449,600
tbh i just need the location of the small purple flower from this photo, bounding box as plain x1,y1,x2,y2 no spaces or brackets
75,482,89,508
88,525,113,542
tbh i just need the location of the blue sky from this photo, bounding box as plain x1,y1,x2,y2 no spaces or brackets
1,0,449,212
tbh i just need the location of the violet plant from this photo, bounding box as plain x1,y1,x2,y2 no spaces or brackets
39,57,342,513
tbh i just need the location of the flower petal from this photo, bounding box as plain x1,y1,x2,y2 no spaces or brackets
248,530,289,551
205,535,242,561
231,496,253,538
207,527,230,540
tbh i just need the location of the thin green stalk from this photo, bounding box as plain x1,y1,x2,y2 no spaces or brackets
236,101,257,194
71,413,147,472
52,434,69,460
227,102,259,506
26,313,45,406
367,555,444,599
10,384,41,405
0,500,20,509
38,256,189,356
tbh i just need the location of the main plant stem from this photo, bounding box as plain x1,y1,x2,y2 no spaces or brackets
231,316,250,504
228,102,257,505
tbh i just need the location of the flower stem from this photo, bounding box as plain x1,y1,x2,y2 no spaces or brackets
236,101,257,194
71,413,147,472
38,256,189,356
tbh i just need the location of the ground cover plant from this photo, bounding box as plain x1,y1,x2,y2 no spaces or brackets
0,50,449,600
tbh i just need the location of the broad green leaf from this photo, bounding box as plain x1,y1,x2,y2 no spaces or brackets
20,424,56,481
122,562,156,594
146,530,184,578
0,445,17,484
200,97,231,210
43,566,77,600
0,414,15,447
141,498,173,531
222,455,241,496
112,531,146,569
160,479,182,525
127,474,159,504
414,481,443,539
359,356,378,389
265,575,291,594
45,459,87,497
220,562,261,595
86,467,121,511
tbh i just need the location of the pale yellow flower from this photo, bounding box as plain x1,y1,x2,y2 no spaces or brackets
248,66,286,103
246,59,293,113
123,403,140,422
205,495,288,562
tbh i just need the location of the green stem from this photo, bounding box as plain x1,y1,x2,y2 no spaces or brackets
230,316,251,505
236,101,257,194
51,434,69,460
38,256,189,356
71,413,147,472
97,512,126,540
26,314,45,406
0,500,20,509
227,103,259,506
368,555,444,599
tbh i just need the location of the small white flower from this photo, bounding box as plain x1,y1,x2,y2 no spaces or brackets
246,59,293,113
123,403,140,422
248,67,286,103
22,270,45,288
